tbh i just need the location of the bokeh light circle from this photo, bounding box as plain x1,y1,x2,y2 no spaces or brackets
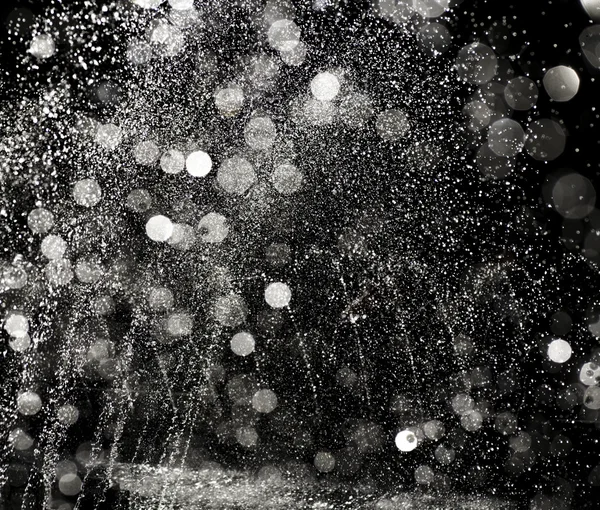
217,156,256,195
146,215,174,242
186,150,212,177
310,72,340,101
73,178,102,207
231,331,255,356
456,43,497,84
547,338,572,363
395,429,418,452
543,66,580,102
252,389,278,413
17,391,42,416
265,282,292,308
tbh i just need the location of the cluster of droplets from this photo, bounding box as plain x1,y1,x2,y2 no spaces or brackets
3,1,600,509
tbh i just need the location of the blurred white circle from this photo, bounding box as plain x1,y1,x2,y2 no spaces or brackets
435,444,455,464
134,140,160,165
57,404,79,426
244,116,277,150
252,389,278,413
4,312,29,337
268,19,301,51
73,179,102,207
9,428,34,451
9,333,31,352
160,149,185,174
581,0,600,21
271,163,303,194
395,429,418,452
451,393,474,415
214,86,244,115
17,391,42,416
423,420,445,440
235,426,258,448
169,0,194,10
231,331,255,356
487,118,525,158
41,235,67,260
146,215,174,242
186,150,212,177
133,0,163,7
28,208,54,234
418,22,451,54
584,385,600,410
310,72,340,101
213,294,248,327
29,34,55,59
461,410,483,432
580,362,600,386
413,0,450,19
198,212,229,243
58,473,82,496
579,25,600,68
525,119,566,161
552,173,596,219
376,109,410,141
45,259,74,286
166,312,193,336
314,451,335,472
127,189,153,212
414,465,435,485
543,66,580,102
148,287,174,311
265,282,291,308
456,43,497,84
504,77,539,111
1,265,27,290
95,123,122,150
217,156,256,195
547,338,572,363
463,101,492,132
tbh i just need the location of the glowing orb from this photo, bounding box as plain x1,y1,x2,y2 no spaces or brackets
160,148,185,174
231,331,255,356
58,473,83,496
146,215,174,242
265,282,291,308
73,178,102,207
547,338,572,363
186,150,212,177
57,404,80,426
252,389,278,413
543,65,580,102
314,451,336,472
310,71,340,101
41,235,67,260
27,208,54,234
395,429,418,452
29,34,55,60
268,19,301,51
17,391,42,416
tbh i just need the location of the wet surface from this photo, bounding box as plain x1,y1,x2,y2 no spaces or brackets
116,463,515,510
